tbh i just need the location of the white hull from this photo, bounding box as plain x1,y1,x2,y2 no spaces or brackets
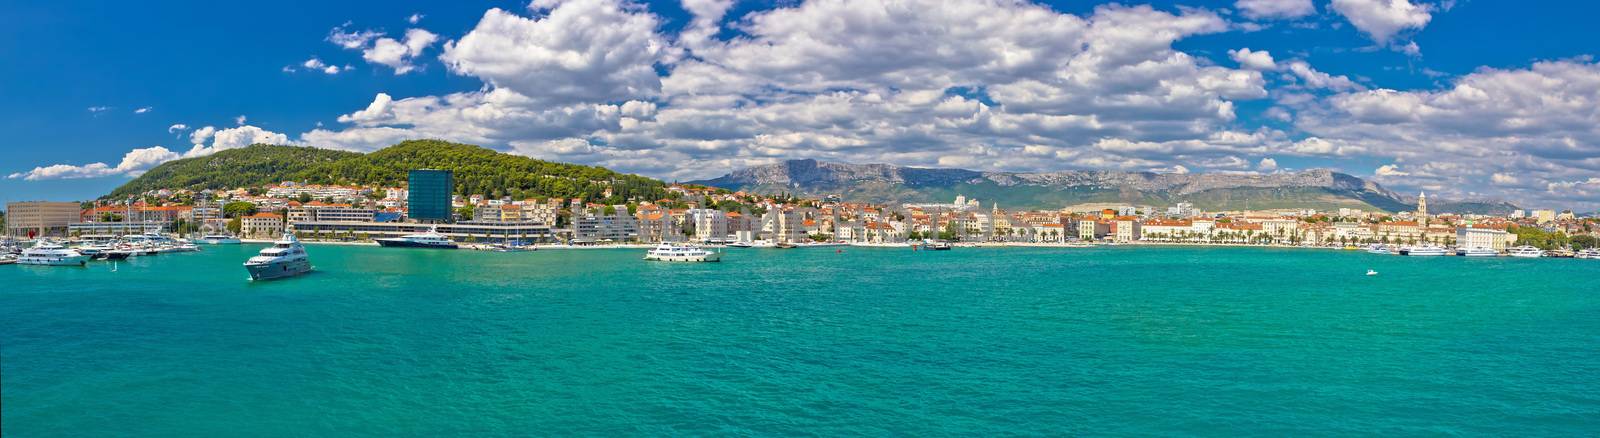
246,259,312,280
644,253,722,262
1457,248,1500,257
19,255,88,266
198,238,242,244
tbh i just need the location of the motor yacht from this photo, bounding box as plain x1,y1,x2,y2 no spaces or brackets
1364,244,1392,255
1399,245,1448,256
244,233,311,281
19,241,89,266
1507,245,1545,258
643,243,722,262
1456,247,1500,257
197,234,242,244
376,227,458,249
1576,248,1600,259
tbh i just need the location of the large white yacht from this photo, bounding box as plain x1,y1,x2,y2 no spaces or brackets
1456,247,1500,257
1364,244,1392,255
1507,246,1545,258
644,243,722,262
1399,245,1449,256
376,227,459,249
244,233,311,281
197,234,242,244
19,241,89,266
1576,248,1600,260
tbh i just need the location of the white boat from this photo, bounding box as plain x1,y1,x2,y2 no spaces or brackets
19,241,89,266
726,241,754,248
376,228,459,249
0,254,16,265
1399,245,1448,256
1507,245,1545,258
196,234,242,244
1366,269,1378,276
643,242,722,262
1576,248,1600,259
1456,247,1500,257
244,233,312,281
1364,244,1392,254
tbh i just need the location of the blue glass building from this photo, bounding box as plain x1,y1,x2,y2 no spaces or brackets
407,169,453,222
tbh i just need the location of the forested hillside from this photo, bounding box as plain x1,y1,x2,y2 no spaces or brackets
106,140,670,203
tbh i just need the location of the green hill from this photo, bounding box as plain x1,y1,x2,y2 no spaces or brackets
106,140,670,202
106,145,360,199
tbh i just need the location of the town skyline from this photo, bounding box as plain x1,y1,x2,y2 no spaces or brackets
3,0,1600,211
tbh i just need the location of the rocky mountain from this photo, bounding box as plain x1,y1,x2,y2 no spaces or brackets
693,159,1424,212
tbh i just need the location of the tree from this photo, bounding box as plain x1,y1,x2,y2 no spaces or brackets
456,206,475,221
227,217,242,234
223,202,257,218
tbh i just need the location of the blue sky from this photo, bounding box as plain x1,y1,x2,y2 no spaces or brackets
3,0,1599,210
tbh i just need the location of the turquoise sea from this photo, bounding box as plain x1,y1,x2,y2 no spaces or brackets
2,244,1598,436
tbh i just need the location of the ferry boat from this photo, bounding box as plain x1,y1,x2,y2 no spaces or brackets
1576,248,1600,259
196,234,242,244
1399,245,1448,256
244,233,311,281
1456,247,1500,257
19,241,89,266
643,243,722,262
1507,245,1545,258
1364,244,1392,255
375,228,459,249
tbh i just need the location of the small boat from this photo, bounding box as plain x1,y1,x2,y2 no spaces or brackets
244,233,312,281
1576,248,1600,260
1507,245,1545,258
1399,245,1448,256
726,241,753,248
1366,269,1378,276
925,241,953,251
643,242,722,262
376,227,459,249
0,254,17,265
1456,247,1500,257
18,241,89,266
774,242,798,249
196,234,242,244
1364,244,1392,255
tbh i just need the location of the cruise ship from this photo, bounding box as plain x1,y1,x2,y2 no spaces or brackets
1508,246,1545,258
1399,245,1449,256
244,233,311,281
375,228,459,249
644,243,722,262
19,241,89,266
1456,247,1500,257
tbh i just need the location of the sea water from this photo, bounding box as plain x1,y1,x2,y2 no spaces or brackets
2,245,1597,435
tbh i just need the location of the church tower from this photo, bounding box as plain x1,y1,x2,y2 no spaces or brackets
1417,192,1428,224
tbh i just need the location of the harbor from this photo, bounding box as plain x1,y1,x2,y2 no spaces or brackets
4,243,1598,435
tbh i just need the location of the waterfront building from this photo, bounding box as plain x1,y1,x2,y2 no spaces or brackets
575,206,640,243
472,204,504,223
6,201,81,238
291,220,555,243
241,213,285,238
1457,226,1517,250
67,221,167,236
407,169,454,222
636,211,681,243
1261,219,1299,242
1077,219,1109,241
689,209,730,243
1531,209,1556,223
288,204,378,223
1113,217,1141,243
862,222,904,243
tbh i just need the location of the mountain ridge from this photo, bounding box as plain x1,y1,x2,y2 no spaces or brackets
692,159,1517,214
